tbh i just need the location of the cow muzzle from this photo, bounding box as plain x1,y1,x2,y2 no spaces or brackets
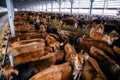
78,66,83,71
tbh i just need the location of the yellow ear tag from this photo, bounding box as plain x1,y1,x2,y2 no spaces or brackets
83,55,89,61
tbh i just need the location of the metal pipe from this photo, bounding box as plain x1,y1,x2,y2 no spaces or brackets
2,31,11,67
70,0,74,15
51,2,53,13
46,0,48,12
89,0,95,18
58,0,62,13
6,0,15,37
102,0,106,17
9,54,14,67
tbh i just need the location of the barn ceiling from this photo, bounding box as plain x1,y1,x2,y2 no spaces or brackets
0,0,61,8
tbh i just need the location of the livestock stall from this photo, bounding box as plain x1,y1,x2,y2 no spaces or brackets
0,0,120,80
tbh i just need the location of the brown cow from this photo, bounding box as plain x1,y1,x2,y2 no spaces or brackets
78,38,114,56
45,34,64,51
29,62,72,80
81,55,107,80
90,47,120,80
10,32,48,43
113,46,120,59
8,38,45,56
64,43,89,80
89,24,118,45
0,50,64,80
61,18,78,28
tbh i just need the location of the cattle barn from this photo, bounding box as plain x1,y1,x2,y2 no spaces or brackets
0,0,120,80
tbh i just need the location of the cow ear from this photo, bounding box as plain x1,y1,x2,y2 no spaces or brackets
105,35,109,39
83,53,89,61
71,54,75,60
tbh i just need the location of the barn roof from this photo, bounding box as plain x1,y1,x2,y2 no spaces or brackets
0,0,60,8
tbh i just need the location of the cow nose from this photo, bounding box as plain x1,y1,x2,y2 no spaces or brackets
78,66,82,70
108,42,112,46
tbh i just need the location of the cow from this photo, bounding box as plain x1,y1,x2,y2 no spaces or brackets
45,33,65,51
64,43,89,80
78,38,114,56
81,55,107,80
78,37,120,63
29,62,72,80
46,24,58,34
61,18,78,28
112,36,120,47
104,21,120,34
5,39,46,66
39,25,46,33
113,46,120,59
57,28,79,45
71,53,89,80
77,18,88,29
89,23,118,45
9,32,48,43
90,47,120,80
0,50,64,80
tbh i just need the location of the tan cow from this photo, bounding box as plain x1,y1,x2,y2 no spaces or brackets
82,55,107,80
8,38,45,56
64,43,89,80
89,24,117,45
4,39,45,66
0,50,64,80
90,46,120,80
29,62,72,80
78,38,114,56
113,46,120,58
45,34,63,51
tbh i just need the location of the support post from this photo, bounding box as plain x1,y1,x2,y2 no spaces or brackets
102,0,106,17
58,0,62,13
51,2,53,13
89,0,95,18
70,0,74,15
10,0,14,19
35,5,37,11
39,5,41,11
46,1,48,12
39,1,41,11
42,4,43,11
46,4,47,12
6,0,15,37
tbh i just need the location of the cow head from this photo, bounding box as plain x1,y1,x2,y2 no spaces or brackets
39,25,46,33
49,42,64,51
0,66,18,80
104,31,118,45
71,53,89,80
94,24,104,34
71,53,89,74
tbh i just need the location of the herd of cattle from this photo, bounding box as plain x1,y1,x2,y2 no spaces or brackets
0,11,120,80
